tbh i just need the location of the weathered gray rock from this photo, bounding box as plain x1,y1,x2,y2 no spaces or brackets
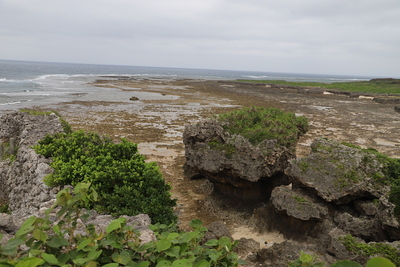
373,96,400,104
0,112,65,217
354,200,379,216
394,105,400,113
204,221,232,242
256,241,315,267
183,119,293,184
234,237,260,258
271,185,328,221
334,212,386,241
285,138,389,204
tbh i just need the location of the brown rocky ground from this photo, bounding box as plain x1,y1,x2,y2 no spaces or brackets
28,78,400,246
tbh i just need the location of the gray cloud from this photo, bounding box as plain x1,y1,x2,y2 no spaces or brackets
0,0,399,77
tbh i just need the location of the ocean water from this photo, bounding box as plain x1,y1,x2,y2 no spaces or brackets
0,59,373,111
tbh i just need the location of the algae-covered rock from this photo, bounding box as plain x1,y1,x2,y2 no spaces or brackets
183,107,308,194
285,138,390,204
183,119,293,184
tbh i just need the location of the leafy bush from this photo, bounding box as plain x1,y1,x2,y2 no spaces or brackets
34,130,177,225
215,107,308,148
0,183,243,267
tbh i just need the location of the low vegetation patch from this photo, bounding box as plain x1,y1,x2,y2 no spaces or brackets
340,235,400,266
207,139,236,159
215,107,308,148
34,130,177,225
237,78,400,94
0,183,243,267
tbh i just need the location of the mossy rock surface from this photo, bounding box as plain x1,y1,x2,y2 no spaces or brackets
286,138,389,204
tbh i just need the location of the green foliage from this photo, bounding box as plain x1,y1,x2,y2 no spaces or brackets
236,78,400,95
207,139,236,159
290,251,396,267
19,109,72,133
0,201,9,214
340,235,400,266
389,186,400,216
0,183,242,267
34,130,177,225
365,257,396,267
292,196,307,204
288,251,324,267
216,107,308,148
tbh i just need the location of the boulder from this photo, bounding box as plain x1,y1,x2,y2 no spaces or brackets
183,119,294,201
270,185,328,221
234,237,260,259
285,138,389,204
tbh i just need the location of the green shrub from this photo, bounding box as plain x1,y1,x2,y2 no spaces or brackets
288,251,324,267
0,183,242,267
34,130,177,225
340,235,400,266
215,107,308,148
290,251,396,267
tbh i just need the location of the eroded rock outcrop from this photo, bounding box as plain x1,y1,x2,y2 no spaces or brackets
185,124,400,265
257,137,400,265
278,138,400,240
183,119,293,201
0,112,64,216
286,138,389,204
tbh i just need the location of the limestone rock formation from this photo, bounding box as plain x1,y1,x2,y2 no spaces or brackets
286,137,389,204
270,185,328,221
0,112,64,216
183,119,293,200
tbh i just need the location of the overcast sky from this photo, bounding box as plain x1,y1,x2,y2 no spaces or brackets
0,0,399,77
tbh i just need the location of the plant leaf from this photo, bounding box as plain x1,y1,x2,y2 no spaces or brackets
106,217,126,233
157,239,172,252
156,260,172,267
366,257,396,267
112,251,131,265
204,239,219,247
14,257,45,267
41,253,59,265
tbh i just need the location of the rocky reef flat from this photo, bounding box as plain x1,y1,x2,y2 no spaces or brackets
11,77,398,224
